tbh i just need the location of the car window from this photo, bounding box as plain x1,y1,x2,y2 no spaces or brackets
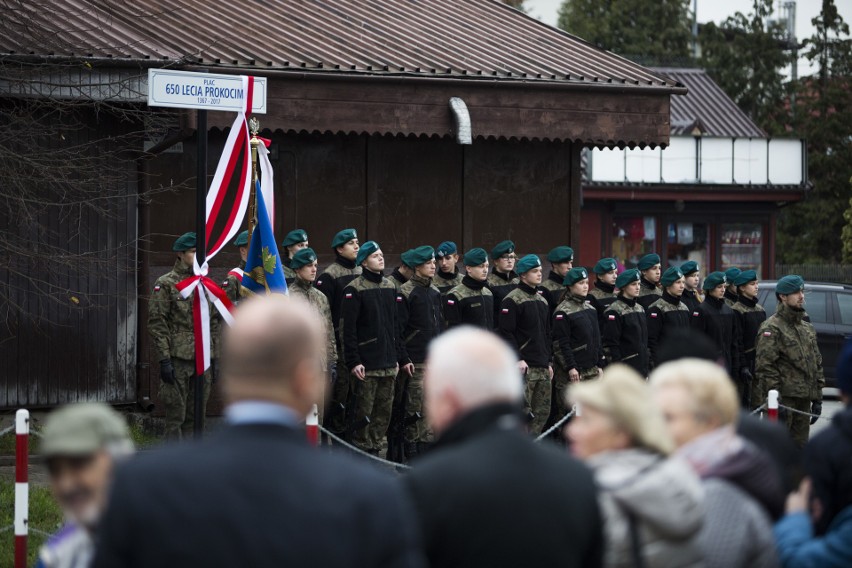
804,291,829,324
837,292,852,326
762,292,777,314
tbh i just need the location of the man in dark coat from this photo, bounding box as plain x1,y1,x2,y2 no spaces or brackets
93,296,424,568
404,327,603,568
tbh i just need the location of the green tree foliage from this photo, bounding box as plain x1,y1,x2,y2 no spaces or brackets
556,0,692,65
841,180,852,263
500,0,525,11
698,0,791,135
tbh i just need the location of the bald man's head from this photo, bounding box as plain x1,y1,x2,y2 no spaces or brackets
221,295,324,415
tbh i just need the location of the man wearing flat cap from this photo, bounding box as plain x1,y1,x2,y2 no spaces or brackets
487,240,519,328
732,269,766,408
541,246,574,313
498,254,553,434
434,241,464,295
443,248,494,330
724,267,742,307
680,260,703,313
637,253,663,309
647,267,690,369
149,232,218,438
288,248,337,379
281,229,310,281
602,269,650,377
589,257,618,332
756,275,824,447
690,271,740,376
222,230,250,303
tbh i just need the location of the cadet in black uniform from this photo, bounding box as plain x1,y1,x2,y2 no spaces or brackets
434,241,464,294
731,269,766,407
691,271,740,375
724,267,741,307
636,253,662,309
588,257,618,332
487,240,519,327
443,248,494,329
389,249,414,291
541,246,574,313
602,269,650,377
646,266,690,369
281,229,309,281
680,260,702,313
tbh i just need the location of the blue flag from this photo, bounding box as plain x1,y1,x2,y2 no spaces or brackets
242,181,288,295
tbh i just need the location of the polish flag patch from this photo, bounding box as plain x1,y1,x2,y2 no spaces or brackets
608,315,616,320
502,308,510,314
316,280,322,286
556,314,564,320
693,312,700,317
345,293,353,299
396,296,403,302
650,313,658,318
447,299,455,305
221,281,229,287
536,290,543,295
153,285,160,292
763,331,772,336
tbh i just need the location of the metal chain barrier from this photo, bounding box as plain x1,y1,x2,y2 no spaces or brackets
0,424,14,438
749,403,767,415
318,425,412,470
535,409,576,442
778,403,822,419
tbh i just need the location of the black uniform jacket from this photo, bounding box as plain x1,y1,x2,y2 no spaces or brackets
552,294,604,371
681,289,701,313
316,255,361,334
443,276,494,329
733,295,767,374
690,294,741,374
397,274,442,365
647,291,691,368
340,269,401,371
602,295,650,376
589,281,617,332
498,282,552,368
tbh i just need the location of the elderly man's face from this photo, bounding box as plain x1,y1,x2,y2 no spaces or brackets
47,451,115,529
653,385,711,448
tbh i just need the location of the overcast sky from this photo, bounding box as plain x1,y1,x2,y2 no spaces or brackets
524,0,852,78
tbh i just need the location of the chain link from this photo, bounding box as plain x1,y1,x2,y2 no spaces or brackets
535,409,576,441
779,403,822,419
318,425,412,470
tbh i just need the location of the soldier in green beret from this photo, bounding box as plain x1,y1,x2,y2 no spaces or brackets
731,269,765,407
434,241,464,294
487,240,519,328
148,232,217,438
602,269,650,377
541,246,574,313
316,228,362,435
288,248,337,384
443,248,494,330
389,249,414,291
647,267,690,369
680,260,703,312
636,253,662,309
589,257,618,331
281,229,310,281
498,254,553,434
222,230,249,304
756,275,824,447
690,271,740,376
724,267,742,307
551,267,603,424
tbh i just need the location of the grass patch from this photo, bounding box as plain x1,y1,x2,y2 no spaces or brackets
128,422,161,449
0,478,63,568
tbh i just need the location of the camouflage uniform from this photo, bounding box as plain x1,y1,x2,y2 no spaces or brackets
637,277,661,310
282,257,296,281
541,271,566,314
588,281,617,333
552,293,603,418
288,277,337,370
733,295,766,408
487,270,519,329
221,261,248,304
434,268,464,295
148,260,216,438
756,302,824,447
724,290,739,308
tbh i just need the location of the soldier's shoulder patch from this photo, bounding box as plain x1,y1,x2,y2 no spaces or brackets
536,289,543,295
447,299,455,305
316,280,323,286
221,280,229,287
692,311,700,316
396,295,403,302
555,314,564,320
153,285,161,292
345,292,353,299
763,331,772,336
608,314,616,320
650,312,658,318
502,308,510,313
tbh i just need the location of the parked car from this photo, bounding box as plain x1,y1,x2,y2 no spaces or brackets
756,281,852,391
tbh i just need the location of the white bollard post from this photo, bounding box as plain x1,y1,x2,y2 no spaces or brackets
306,404,319,447
15,409,29,568
767,390,779,422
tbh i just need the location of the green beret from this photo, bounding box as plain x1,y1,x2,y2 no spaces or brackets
400,249,415,269
593,258,618,274
463,248,488,267
776,274,805,295
172,232,197,252
660,266,685,287
680,260,700,276
724,267,742,284
703,271,727,291
331,228,358,249
547,246,574,264
436,241,457,258
563,267,589,287
490,240,515,260
355,240,380,266
408,245,435,267
282,229,308,247
637,253,661,271
515,254,541,274
232,230,249,247
733,269,758,287
290,247,318,270
615,268,640,289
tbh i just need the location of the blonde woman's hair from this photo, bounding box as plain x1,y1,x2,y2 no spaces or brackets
649,358,740,427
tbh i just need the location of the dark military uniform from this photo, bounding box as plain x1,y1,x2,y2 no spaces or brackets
443,275,494,329
756,302,824,447
602,296,649,377
340,269,401,452
541,270,566,314
637,277,661,309
397,274,443,448
690,295,740,375
434,268,464,295
647,291,690,369
552,293,603,417
733,295,766,407
681,288,702,313
282,257,295,281
149,260,216,438
724,289,739,308
588,281,617,333
389,267,409,291
498,282,552,434
487,270,519,328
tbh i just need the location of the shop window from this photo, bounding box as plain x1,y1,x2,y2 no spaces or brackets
721,223,762,275
666,221,708,270
612,216,656,269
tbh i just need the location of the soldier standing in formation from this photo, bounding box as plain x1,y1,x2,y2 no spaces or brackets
636,253,662,309
541,246,574,313
498,254,553,434
339,241,401,454
680,260,702,313
731,269,766,408
690,271,739,375
487,240,519,327
646,266,690,369
443,248,494,329
397,246,443,459
222,230,249,304
389,249,414,290
551,267,603,421
281,229,310,281
724,267,741,307
316,228,361,435
148,232,216,439
756,275,824,447
588,257,618,330
602,268,650,377
434,241,464,294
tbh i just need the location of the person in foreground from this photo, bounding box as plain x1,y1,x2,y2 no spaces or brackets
37,404,134,568
650,358,779,568
567,364,704,568
403,326,603,568
93,295,425,568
